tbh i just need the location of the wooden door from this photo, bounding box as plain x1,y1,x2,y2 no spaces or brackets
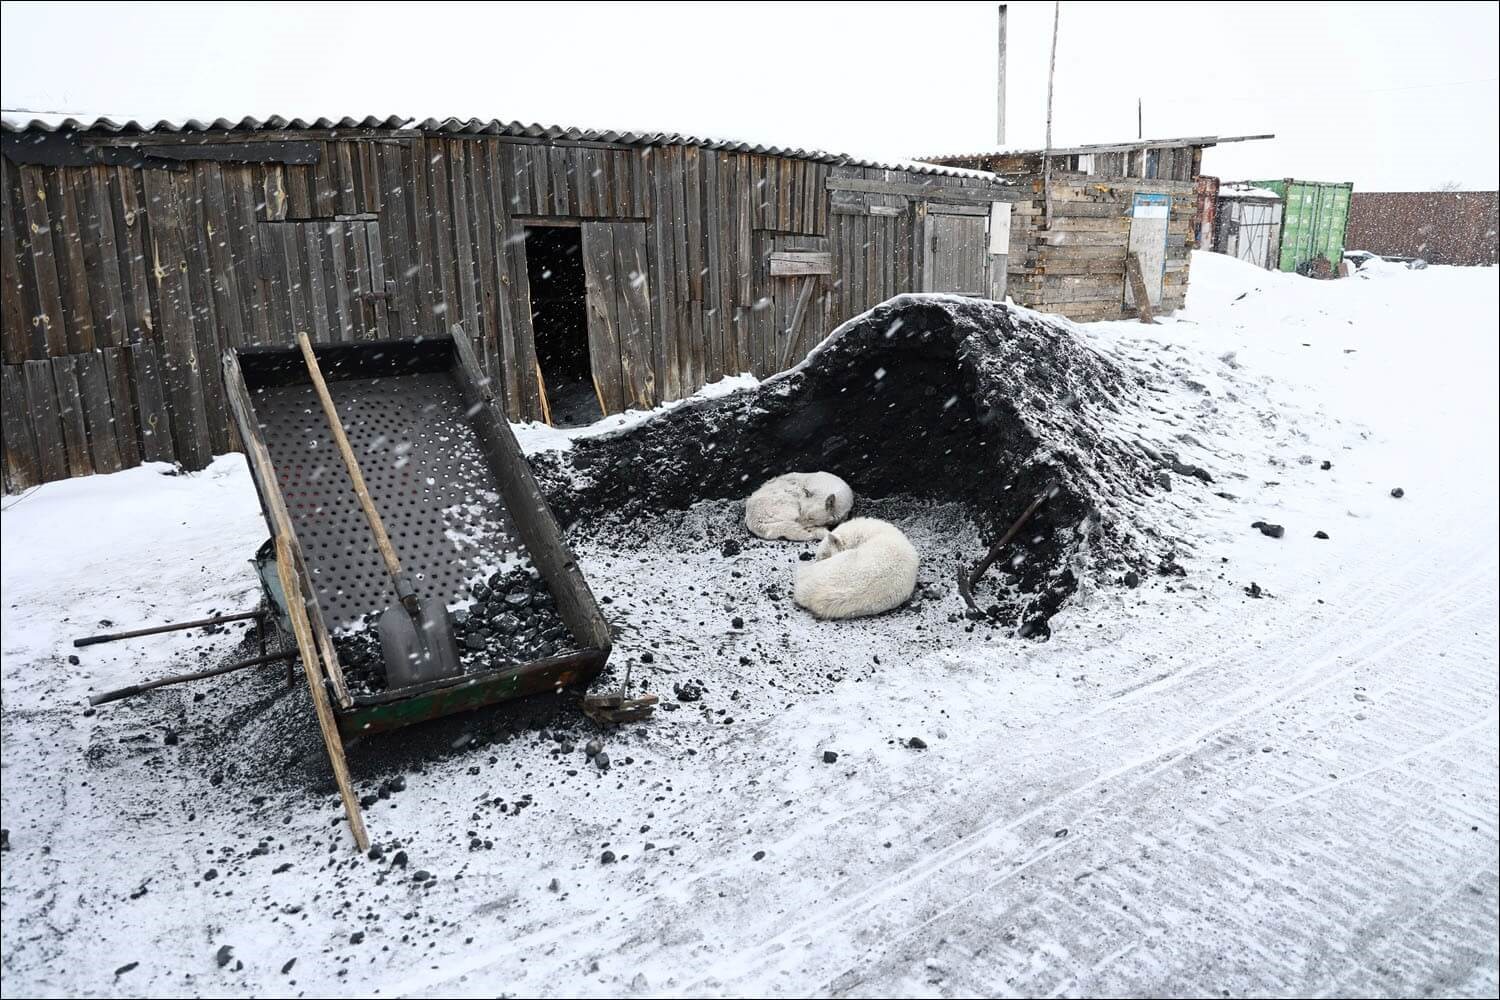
580,221,654,414
922,212,988,295
260,218,390,343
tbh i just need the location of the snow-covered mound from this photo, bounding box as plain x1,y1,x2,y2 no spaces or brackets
533,294,1167,628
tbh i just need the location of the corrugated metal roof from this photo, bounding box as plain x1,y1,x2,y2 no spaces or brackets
916,134,1274,165
0,113,1000,180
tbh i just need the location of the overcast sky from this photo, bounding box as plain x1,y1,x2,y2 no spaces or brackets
3,1,1496,190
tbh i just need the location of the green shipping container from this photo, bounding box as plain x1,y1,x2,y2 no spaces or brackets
1251,178,1354,274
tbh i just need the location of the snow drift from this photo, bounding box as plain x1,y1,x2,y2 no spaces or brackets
533,294,1163,630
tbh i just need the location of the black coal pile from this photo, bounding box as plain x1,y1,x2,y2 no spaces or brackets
334,567,573,693
532,295,1165,628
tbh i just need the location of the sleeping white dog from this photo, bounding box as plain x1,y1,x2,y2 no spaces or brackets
794,517,919,620
744,472,854,541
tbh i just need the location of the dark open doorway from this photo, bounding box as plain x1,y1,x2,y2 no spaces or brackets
525,225,601,427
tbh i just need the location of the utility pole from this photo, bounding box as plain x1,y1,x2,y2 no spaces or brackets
996,4,1008,146
1137,97,1143,139
1042,1,1060,227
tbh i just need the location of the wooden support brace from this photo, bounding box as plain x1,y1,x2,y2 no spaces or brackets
1125,252,1157,324
275,534,369,853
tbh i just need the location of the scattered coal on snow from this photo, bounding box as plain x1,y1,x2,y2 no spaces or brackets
534,294,1168,632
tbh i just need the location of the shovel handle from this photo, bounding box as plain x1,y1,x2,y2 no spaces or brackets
297,334,415,611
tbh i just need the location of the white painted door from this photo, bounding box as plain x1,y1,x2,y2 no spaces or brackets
1124,193,1170,309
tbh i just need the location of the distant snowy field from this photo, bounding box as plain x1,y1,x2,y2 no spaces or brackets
2,253,1496,997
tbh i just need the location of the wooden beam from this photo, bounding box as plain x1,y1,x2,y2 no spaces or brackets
826,177,1023,204
769,251,833,276
221,351,352,708
1125,252,1157,324
275,534,369,853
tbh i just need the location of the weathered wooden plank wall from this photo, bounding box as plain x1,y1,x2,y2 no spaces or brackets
3,129,1018,491
1005,177,1197,323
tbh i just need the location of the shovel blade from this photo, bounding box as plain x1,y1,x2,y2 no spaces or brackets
379,598,463,689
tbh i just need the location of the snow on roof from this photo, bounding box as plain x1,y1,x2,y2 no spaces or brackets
0,113,1003,181
1219,184,1282,200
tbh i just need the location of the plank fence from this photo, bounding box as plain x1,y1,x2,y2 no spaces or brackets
2,118,1027,492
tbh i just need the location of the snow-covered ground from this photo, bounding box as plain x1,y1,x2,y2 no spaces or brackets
2,252,1496,997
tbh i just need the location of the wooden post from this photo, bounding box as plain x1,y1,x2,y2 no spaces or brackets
996,4,1008,147
1042,1,1060,228
1137,97,1143,140
275,534,370,853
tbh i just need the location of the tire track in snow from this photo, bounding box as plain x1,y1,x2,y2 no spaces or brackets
675,552,1499,994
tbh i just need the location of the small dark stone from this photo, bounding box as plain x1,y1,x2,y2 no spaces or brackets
281,958,297,975
463,635,485,651
720,538,742,557
585,739,603,757
360,794,379,809
798,551,815,562
1,829,10,851
114,962,139,977
202,868,218,882
600,850,617,864
1245,581,1264,599
1314,530,1329,539
822,750,839,764
1054,828,1069,838
215,945,234,968
1252,521,1285,539
639,651,654,664
908,737,927,750
548,877,560,891
594,752,611,771
163,730,179,746
349,931,365,945
412,869,431,882
674,682,703,703
1320,460,1332,470
67,654,80,666
731,616,744,629
1122,570,1141,589
753,850,766,861
1390,487,1405,498
391,850,408,868
1154,471,1172,491
505,590,532,608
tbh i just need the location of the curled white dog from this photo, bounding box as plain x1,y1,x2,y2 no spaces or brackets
794,517,919,620
745,472,854,542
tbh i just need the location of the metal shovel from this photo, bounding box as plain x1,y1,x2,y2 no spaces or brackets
297,334,463,689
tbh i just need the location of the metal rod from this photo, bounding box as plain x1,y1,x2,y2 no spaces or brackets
73,611,262,648
958,485,1056,613
87,650,296,706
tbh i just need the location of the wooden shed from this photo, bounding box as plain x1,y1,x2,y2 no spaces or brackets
1,114,1031,489
918,134,1272,322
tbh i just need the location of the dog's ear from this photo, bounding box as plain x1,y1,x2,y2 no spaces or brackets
825,494,837,515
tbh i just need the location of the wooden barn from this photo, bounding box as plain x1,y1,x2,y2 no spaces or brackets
1,114,1031,489
919,134,1271,321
